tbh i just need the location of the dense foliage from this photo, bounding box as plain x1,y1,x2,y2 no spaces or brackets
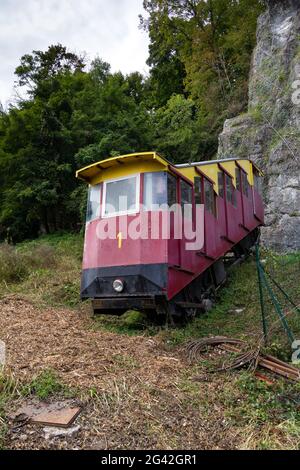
0,1,264,242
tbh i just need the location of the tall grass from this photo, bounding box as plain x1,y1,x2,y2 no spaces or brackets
0,243,56,284
0,244,28,283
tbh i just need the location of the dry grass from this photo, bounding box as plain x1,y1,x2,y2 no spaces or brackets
0,296,300,450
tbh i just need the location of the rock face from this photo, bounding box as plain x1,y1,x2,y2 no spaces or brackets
218,0,300,252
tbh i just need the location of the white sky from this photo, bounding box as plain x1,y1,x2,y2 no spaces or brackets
0,0,149,106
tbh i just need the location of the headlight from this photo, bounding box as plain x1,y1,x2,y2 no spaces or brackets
113,279,124,293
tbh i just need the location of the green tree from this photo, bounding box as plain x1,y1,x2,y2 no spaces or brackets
153,94,197,162
0,45,154,241
142,0,264,152
15,43,85,98
0,46,88,239
140,1,187,107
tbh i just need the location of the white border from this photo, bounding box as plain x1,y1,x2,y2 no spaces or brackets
101,174,140,218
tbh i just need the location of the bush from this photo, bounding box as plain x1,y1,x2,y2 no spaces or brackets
0,243,28,283
0,242,57,284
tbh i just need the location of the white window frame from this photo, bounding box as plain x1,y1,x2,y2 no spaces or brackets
101,174,140,218
86,184,101,224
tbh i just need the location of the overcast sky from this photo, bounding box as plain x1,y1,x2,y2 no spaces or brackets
0,0,149,106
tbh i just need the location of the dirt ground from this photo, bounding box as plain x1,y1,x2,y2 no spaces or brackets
0,295,298,450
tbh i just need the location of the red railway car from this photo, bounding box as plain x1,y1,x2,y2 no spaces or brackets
76,152,264,318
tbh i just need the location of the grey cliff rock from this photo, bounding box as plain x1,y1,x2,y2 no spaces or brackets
218,0,300,252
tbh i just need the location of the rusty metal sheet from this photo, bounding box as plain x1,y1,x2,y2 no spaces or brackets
31,407,81,428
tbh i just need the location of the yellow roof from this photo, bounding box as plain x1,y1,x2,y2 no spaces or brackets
76,152,263,189
76,152,169,183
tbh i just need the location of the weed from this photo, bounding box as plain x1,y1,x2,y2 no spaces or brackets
50,281,81,308
90,378,133,414
22,369,68,400
226,372,300,427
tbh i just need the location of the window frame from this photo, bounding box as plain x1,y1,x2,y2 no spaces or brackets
254,170,263,195
194,176,203,205
241,170,249,198
218,171,224,199
235,167,241,193
143,171,170,211
204,177,217,217
86,183,102,223
225,173,237,207
102,173,140,218
180,178,193,220
167,172,178,209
